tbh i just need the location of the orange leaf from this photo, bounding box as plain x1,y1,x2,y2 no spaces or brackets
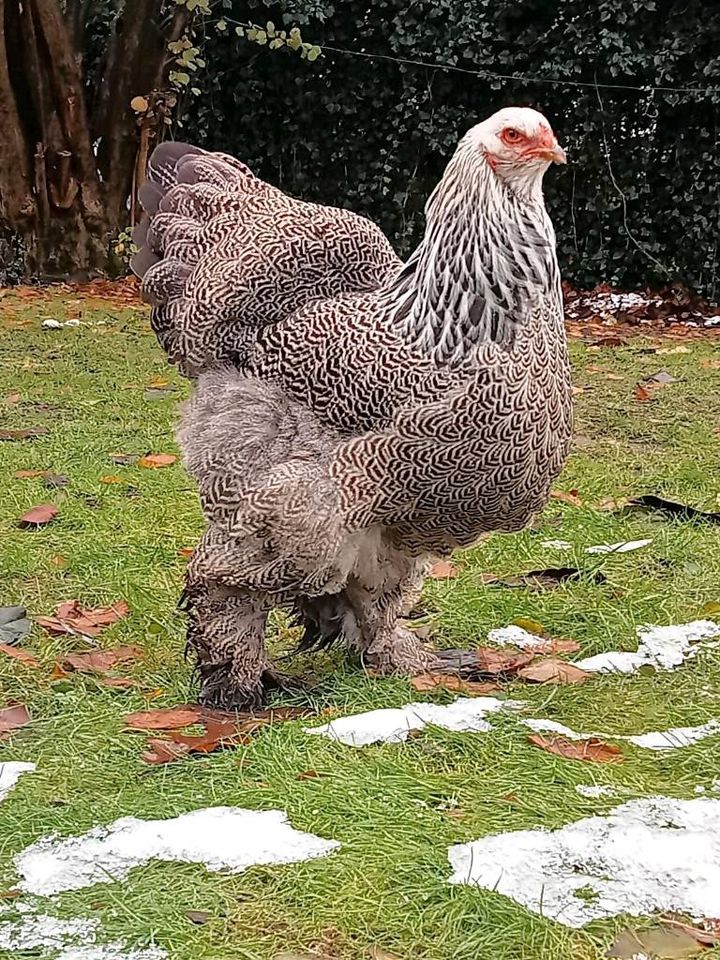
19,503,58,527
124,705,212,730
137,453,177,469
474,647,537,676
700,358,720,369
410,672,499,695
178,547,194,559
551,489,583,507
148,376,170,388
429,560,458,579
528,733,623,763
37,600,129,638
50,555,68,568
0,644,40,667
59,645,143,676
634,383,653,403
13,469,45,479
99,475,123,484
517,658,589,684
0,703,30,735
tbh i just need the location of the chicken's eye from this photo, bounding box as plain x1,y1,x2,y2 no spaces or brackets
502,127,522,144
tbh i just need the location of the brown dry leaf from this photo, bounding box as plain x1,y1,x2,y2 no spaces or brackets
178,547,194,559
98,676,137,689
37,600,130,638
528,734,623,763
474,647,536,676
700,358,720,369
551,489,583,507
607,923,708,958
59,645,143,676
571,384,585,397
0,703,30,736
428,559,458,579
634,383,653,402
0,644,40,667
99,475,123,484
517,659,589,684
19,503,58,527
124,704,222,730
137,453,177,469
5,392,21,404
50,555,68,568
142,721,249,765
13,469,46,479
0,427,49,441
410,672,499,696
659,918,720,949
142,739,190,764
49,663,70,682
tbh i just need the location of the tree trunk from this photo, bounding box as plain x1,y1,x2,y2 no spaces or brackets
0,0,109,278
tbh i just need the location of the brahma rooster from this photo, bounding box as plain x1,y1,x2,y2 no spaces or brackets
132,107,572,709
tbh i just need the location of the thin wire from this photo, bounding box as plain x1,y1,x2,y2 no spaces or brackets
320,44,715,96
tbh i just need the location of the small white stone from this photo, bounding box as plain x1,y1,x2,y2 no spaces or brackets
42,319,63,329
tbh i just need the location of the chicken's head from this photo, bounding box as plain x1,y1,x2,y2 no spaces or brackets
467,107,566,197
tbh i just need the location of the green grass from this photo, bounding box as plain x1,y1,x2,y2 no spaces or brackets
1,291,720,960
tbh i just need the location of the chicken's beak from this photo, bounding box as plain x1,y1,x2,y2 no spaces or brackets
542,144,567,165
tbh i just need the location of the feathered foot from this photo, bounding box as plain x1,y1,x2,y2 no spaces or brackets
181,584,291,710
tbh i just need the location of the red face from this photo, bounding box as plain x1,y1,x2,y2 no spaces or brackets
498,123,566,165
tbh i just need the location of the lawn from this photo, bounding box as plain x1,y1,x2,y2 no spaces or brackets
1,286,719,960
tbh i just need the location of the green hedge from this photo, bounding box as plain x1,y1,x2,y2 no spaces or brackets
187,0,720,297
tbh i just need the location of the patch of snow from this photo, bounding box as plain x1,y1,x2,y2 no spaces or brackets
447,796,720,927
0,912,164,960
0,762,35,802
585,539,652,554
486,626,546,649
16,807,339,897
541,539,573,550
626,721,720,751
575,785,618,799
575,620,720,674
305,697,524,746
523,716,720,752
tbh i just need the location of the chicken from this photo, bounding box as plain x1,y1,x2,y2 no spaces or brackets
132,107,573,710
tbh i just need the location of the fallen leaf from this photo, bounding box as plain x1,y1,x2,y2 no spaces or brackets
137,453,177,468
43,473,69,489
699,601,720,617
124,704,229,730
50,555,68,568
630,495,720,526
18,503,58,527
528,734,623,763
142,721,248,765
484,568,606,589
428,560,458,579
0,703,30,736
148,376,170,388
518,659,589,684
0,644,40,667
37,600,130,638
473,647,537,677
410,673,499,696
49,663,70,682
13,469,45,479
512,617,548,637
551,489,583,507
0,427,49,441
634,383,653,402
644,369,678,385
5,392,21,404
700,358,720,369
185,910,211,925
59,645,143,675
659,918,720,949
571,385,585,397
98,676,137,689
178,547,194,559
99,475,123,484
369,949,404,960
0,606,31,646
607,923,706,959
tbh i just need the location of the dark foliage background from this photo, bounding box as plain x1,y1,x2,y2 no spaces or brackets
185,0,720,298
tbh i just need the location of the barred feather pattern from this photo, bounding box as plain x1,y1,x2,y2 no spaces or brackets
133,112,573,707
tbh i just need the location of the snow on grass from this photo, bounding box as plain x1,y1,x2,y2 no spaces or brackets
523,716,720,751
0,762,35,802
486,626,546,649
304,697,525,746
0,912,165,960
447,797,720,927
584,539,652,554
575,620,720,674
15,807,340,897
